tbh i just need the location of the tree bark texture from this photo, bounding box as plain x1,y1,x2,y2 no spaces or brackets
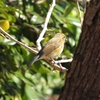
59,0,100,100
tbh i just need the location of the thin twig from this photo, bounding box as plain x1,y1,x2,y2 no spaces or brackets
0,27,38,54
0,27,69,73
83,0,87,12
54,58,73,64
36,0,56,50
76,0,83,27
45,59,68,73
0,0,71,73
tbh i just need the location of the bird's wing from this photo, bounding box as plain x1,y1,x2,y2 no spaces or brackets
40,43,60,58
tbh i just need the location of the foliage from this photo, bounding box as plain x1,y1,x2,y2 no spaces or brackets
0,0,83,99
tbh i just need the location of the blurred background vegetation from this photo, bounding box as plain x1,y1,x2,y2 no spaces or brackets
0,0,84,99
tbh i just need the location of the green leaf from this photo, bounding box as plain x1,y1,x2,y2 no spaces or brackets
0,0,6,2
30,13,44,24
69,37,75,47
25,84,39,100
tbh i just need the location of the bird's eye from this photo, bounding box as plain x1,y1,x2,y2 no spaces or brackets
63,36,66,39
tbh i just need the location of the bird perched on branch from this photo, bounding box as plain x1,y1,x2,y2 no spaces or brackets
29,33,66,66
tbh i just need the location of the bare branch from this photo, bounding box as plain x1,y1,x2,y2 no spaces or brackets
54,58,73,63
83,0,87,12
0,27,68,73
76,0,83,26
45,59,68,73
0,27,38,54
0,0,69,73
36,0,56,50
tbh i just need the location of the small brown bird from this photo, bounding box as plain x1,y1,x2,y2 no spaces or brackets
29,33,66,66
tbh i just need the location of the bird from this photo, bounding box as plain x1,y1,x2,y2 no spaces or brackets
29,33,66,66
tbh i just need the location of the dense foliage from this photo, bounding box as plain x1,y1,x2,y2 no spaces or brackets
0,0,83,99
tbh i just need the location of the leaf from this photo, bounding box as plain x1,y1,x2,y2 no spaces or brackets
30,12,44,24
25,84,39,100
69,37,75,47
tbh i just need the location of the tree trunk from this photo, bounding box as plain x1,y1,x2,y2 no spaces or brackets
59,0,100,100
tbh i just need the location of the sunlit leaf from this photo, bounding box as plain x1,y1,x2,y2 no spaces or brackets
30,13,44,24
25,84,39,99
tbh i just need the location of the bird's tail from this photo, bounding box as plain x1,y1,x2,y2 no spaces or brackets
29,54,40,66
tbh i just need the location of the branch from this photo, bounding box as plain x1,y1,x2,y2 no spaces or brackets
0,27,38,54
76,0,83,27
45,59,68,73
36,0,56,50
0,0,71,73
0,27,69,73
83,0,87,12
54,58,73,63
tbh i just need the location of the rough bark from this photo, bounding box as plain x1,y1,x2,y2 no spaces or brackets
59,0,100,100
